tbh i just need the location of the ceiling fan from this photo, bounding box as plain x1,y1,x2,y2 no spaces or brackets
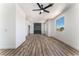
32,3,54,14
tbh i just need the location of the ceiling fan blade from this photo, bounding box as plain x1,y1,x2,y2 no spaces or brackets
37,3,42,9
44,3,54,9
44,10,49,13
32,9,41,11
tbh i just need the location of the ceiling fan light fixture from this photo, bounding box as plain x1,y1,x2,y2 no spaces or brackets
41,10,44,12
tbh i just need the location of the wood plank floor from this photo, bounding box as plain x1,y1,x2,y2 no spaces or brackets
0,34,79,56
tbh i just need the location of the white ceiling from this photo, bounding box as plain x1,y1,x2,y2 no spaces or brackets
18,3,72,23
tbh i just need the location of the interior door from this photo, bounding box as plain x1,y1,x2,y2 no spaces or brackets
34,23,41,34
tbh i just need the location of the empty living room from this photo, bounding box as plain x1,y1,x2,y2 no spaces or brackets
0,1,79,58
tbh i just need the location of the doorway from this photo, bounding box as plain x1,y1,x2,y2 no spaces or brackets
34,23,41,34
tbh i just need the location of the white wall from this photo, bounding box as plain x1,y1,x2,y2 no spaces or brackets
0,4,29,49
41,23,45,34
44,20,52,36
47,4,79,50
16,4,29,48
30,23,34,34
0,4,16,49
45,21,48,36
42,23,45,34
25,21,30,35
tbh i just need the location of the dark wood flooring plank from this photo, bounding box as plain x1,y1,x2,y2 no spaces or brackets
0,34,79,56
